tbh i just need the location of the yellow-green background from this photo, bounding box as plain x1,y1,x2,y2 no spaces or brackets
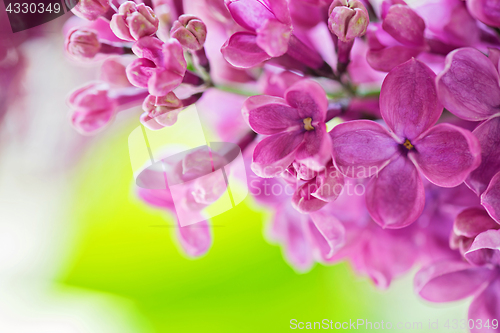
53,121,469,333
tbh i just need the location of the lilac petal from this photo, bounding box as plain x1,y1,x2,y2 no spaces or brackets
128,7,159,41
71,108,115,135
126,58,156,88
454,207,499,239
256,18,291,57
415,260,496,302
469,278,500,333
251,131,304,178
110,14,134,41
132,36,164,65
221,32,272,68
438,3,480,48
380,58,442,140
310,211,345,259
284,80,328,122
272,204,314,272
100,58,132,87
266,0,291,25
468,116,500,195
285,34,325,70
410,123,481,187
382,5,426,48
436,48,500,121
177,220,212,257
148,68,184,96
306,220,332,261
330,120,398,178
295,126,332,171
244,95,301,135
467,0,500,28
312,162,345,202
162,39,187,75
226,0,275,31
367,45,422,73
366,154,425,228
366,25,423,72
489,48,500,70
291,180,329,213
482,172,500,223
465,230,500,266
359,228,419,289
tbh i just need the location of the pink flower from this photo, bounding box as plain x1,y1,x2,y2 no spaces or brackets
330,59,481,228
221,0,294,67
110,2,159,42
68,82,116,134
366,4,428,72
328,0,369,43
170,15,207,51
437,48,500,196
411,0,481,50
467,0,500,28
243,80,332,178
65,28,100,60
416,209,500,332
126,37,187,96
289,161,345,213
68,82,148,135
71,0,110,21
99,56,134,87
141,92,183,130
226,0,292,56
268,201,345,272
140,91,201,130
64,27,127,61
416,259,500,332
450,207,500,255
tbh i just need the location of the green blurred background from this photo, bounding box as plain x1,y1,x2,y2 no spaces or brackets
57,122,469,333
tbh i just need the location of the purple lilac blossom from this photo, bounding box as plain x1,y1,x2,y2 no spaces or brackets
59,1,500,326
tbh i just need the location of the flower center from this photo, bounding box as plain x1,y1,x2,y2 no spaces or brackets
403,139,414,150
303,117,314,131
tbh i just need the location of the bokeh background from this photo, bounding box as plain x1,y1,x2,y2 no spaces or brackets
0,14,470,333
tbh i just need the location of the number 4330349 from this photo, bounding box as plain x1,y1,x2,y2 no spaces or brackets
444,319,499,330
6,2,61,14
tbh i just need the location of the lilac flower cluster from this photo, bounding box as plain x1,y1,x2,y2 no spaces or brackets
64,0,500,329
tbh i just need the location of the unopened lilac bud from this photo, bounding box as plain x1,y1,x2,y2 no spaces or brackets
71,0,110,21
170,15,207,51
68,82,116,134
65,28,101,60
141,92,183,129
111,2,159,42
328,0,369,43
69,82,148,134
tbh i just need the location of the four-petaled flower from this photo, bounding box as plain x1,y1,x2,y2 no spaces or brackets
243,80,332,178
330,58,481,228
